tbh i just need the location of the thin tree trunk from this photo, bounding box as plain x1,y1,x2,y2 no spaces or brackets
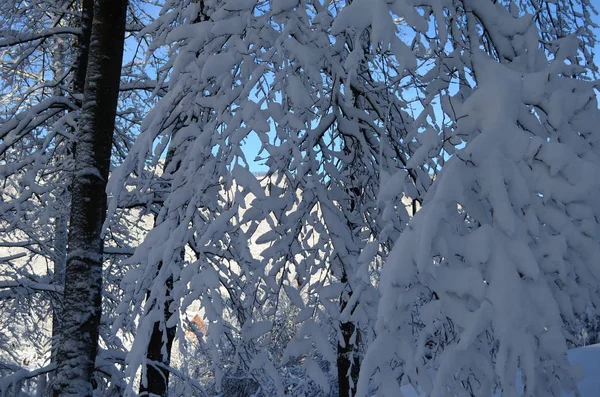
46,195,68,394
44,34,68,397
337,279,361,397
139,5,211,393
336,140,364,397
52,0,127,395
139,141,181,397
139,273,177,397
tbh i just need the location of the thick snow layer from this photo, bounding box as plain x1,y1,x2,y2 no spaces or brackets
564,345,600,397
396,344,600,396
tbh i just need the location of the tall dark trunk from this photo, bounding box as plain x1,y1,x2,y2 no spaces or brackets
139,273,177,397
45,3,92,391
73,0,94,98
139,140,181,397
139,5,211,393
47,194,68,396
337,149,363,397
49,0,93,377
337,280,361,397
52,0,128,395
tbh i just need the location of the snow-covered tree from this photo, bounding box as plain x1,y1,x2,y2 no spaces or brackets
51,0,129,395
107,1,268,394
107,1,437,396
1,2,92,393
0,0,165,393
253,2,429,395
3,0,598,395
356,1,600,396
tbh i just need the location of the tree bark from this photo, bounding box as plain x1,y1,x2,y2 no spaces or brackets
48,0,93,384
47,194,68,395
52,0,128,395
139,273,177,397
337,282,361,397
139,5,211,392
337,147,363,397
139,140,181,397
72,0,94,99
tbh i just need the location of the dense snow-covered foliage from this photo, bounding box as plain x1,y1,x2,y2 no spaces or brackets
106,0,434,394
1,0,599,396
352,1,600,397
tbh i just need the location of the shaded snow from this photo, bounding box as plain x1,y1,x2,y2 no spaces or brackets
563,345,600,397
395,344,600,397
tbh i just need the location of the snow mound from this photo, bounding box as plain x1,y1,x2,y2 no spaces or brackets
395,344,600,396
564,344,600,397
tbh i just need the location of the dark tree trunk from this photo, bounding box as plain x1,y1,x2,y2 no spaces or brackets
47,196,68,396
337,150,363,397
140,4,213,395
139,274,177,397
73,0,94,98
46,3,94,395
337,287,361,397
49,0,94,371
139,139,181,397
52,0,128,395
